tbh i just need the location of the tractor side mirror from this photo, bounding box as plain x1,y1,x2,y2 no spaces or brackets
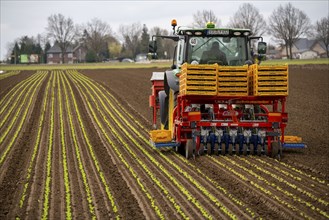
149,40,157,53
258,42,267,54
148,40,158,59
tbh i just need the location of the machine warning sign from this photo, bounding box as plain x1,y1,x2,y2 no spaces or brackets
189,38,198,46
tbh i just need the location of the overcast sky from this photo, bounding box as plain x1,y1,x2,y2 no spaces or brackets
1,0,328,60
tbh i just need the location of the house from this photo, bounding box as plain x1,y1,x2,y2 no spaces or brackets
47,43,74,64
47,43,87,64
267,49,282,60
73,44,87,63
280,38,327,59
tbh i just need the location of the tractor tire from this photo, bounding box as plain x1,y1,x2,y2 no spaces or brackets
158,91,168,129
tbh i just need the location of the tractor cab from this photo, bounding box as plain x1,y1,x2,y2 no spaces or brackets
149,21,267,69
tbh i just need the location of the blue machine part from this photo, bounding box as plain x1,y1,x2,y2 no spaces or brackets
283,143,306,149
152,142,180,148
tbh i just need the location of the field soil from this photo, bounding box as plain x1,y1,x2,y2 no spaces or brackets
0,65,328,219
82,65,329,177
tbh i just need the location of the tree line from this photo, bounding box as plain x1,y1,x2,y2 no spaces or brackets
7,2,329,63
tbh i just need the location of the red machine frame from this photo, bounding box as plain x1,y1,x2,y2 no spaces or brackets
171,94,288,153
149,79,164,128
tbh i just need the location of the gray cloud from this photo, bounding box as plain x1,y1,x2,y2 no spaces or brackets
1,0,328,60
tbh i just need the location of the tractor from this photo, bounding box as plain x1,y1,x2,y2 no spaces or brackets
149,20,305,159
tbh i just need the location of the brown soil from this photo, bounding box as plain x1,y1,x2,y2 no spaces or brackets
0,71,33,100
0,65,328,219
82,65,329,178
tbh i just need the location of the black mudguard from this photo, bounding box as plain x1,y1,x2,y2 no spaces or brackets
164,70,179,95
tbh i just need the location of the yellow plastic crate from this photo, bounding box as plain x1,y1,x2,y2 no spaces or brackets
180,89,217,96
180,63,218,96
250,64,288,96
283,136,303,143
150,130,172,143
218,82,248,87
218,65,249,96
218,91,249,96
181,63,218,71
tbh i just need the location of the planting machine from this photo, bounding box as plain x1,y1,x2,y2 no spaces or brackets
149,20,306,159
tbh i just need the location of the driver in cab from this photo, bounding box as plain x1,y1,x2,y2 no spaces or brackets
200,41,228,65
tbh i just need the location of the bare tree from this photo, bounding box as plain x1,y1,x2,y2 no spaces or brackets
46,13,76,63
192,10,221,28
268,3,311,59
315,16,329,58
119,22,142,58
82,18,113,61
228,3,266,36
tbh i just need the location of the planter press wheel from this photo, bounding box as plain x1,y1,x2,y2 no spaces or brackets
228,144,234,155
207,143,212,155
257,144,262,156
198,143,205,156
214,143,219,155
186,139,194,159
235,144,240,155
221,143,226,155
242,144,248,156
271,142,279,159
250,144,255,155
